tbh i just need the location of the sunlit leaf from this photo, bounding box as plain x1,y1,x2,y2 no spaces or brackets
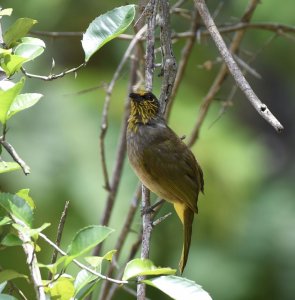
0,8,13,16
143,276,213,300
16,189,35,210
122,259,176,281
14,37,45,61
0,216,11,226
0,162,21,174
1,54,27,75
39,256,67,275
0,192,33,225
7,93,43,120
47,275,75,300
0,78,25,124
0,281,7,293
67,225,114,258
82,5,135,62
84,256,103,269
4,18,37,47
29,223,51,240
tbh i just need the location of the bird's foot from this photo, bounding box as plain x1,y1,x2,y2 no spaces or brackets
141,199,165,216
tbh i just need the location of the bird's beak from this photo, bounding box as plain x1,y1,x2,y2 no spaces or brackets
129,93,142,102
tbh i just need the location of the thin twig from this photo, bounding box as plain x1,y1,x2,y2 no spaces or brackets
0,136,30,175
165,4,200,118
195,0,283,132
158,0,177,113
11,217,46,300
152,212,172,226
31,22,295,41
39,232,128,285
48,201,70,280
99,25,147,192
21,63,85,81
188,0,276,146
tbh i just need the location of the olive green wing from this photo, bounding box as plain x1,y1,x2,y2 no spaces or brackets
142,130,202,212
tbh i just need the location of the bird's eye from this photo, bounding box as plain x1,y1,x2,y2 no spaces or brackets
145,94,154,101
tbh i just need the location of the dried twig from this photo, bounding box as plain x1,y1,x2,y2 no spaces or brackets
48,201,70,280
0,136,30,175
188,0,275,146
158,0,177,113
165,4,200,118
194,0,283,132
21,63,85,81
99,25,146,193
31,22,295,41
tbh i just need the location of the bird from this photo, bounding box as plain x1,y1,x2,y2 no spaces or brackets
126,90,204,273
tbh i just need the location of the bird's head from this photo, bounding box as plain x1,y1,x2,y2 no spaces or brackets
128,91,160,127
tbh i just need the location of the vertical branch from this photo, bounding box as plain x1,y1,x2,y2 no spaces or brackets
137,1,158,299
48,201,69,280
158,0,177,113
94,26,146,257
194,0,283,132
11,217,46,300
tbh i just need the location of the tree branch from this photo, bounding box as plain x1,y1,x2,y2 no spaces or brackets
11,217,46,300
21,63,85,81
0,136,30,175
48,200,70,280
137,1,158,299
194,0,283,135
39,232,128,285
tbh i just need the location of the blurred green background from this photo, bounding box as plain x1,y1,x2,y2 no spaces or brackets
0,0,294,299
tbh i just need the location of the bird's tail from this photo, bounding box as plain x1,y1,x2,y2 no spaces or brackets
173,203,194,274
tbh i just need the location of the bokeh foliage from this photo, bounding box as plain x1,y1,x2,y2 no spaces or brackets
0,0,294,299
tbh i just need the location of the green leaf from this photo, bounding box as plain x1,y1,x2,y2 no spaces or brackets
0,270,27,284
47,276,75,300
0,281,7,293
0,162,21,174
0,216,11,226
122,259,176,281
39,256,67,275
14,37,45,61
28,222,50,240
16,189,35,209
84,256,103,269
74,269,100,299
82,5,135,62
4,18,38,47
1,233,22,247
0,8,13,17
0,192,33,226
7,93,43,119
0,78,25,124
67,225,114,258
143,276,213,300
1,54,28,76
103,249,117,261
